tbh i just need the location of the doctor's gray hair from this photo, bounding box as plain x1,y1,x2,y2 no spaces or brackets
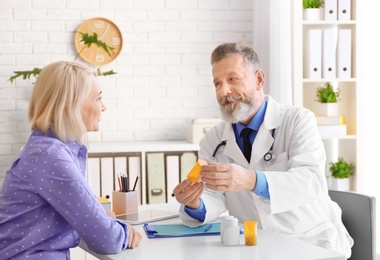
210,42,261,72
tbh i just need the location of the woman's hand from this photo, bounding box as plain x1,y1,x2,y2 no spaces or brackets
105,209,116,219
127,225,142,248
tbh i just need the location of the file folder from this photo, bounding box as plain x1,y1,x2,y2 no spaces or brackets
338,0,351,21
166,155,180,203
146,153,166,204
322,28,337,79
337,29,351,79
306,29,322,80
143,222,222,238
180,152,198,181
324,0,337,21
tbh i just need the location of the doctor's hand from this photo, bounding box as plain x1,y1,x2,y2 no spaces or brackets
172,180,204,209
200,163,257,192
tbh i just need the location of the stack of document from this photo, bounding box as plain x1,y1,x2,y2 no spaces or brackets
316,115,347,135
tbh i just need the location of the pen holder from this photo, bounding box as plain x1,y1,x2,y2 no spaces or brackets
112,191,138,215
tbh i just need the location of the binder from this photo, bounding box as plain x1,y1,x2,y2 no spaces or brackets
322,28,337,79
324,0,337,21
180,152,198,181
166,155,180,203
338,0,351,21
86,157,101,197
143,222,223,238
146,153,166,204
337,29,351,79
307,29,322,80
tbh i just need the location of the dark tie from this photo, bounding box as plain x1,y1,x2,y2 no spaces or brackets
241,128,253,162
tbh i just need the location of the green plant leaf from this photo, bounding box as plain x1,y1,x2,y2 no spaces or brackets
8,68,42,83
97,68,117,76
77,32,115,58
9,31,118,84
303,0,324,9
329,157,354,179
316,82,340,103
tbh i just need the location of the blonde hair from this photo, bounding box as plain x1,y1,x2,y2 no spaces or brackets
29,61,97,143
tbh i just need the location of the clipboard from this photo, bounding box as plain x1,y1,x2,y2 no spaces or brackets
143,222,222,238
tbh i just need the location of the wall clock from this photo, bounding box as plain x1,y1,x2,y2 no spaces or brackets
74,17,123,66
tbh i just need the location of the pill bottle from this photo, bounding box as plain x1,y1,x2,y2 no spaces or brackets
244,220,257,246
222,217,240,246
220,215,234,243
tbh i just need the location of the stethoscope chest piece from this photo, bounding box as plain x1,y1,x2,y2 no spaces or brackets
264,151,276,165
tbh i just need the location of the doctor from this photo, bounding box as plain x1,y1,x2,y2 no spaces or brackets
173,42,353,258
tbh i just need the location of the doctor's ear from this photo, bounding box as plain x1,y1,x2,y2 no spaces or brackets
255,70,265,88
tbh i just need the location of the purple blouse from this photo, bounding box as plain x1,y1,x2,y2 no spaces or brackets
0,131,129,259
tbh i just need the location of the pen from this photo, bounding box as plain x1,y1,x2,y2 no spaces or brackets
132,176,139,191
123,174,128,192
204,223,212,232
117,174,122,192
120,173,127,192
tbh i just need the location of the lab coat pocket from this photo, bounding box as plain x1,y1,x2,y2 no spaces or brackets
264,151,288,171
304,221,339,250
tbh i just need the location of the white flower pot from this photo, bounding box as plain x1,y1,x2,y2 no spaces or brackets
303,8,324,21
314,102,339,116
331,177,350,191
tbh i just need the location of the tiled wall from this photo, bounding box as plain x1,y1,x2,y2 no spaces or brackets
0,0,253,185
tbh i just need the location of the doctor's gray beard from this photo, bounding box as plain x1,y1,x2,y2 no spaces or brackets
219,95,258,123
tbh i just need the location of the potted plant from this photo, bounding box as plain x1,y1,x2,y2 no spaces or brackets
315,82,340,116
303,0,324,21
8,32,117,83
329,157,354,191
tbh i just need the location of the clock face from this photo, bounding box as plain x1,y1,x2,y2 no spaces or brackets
75,17,123,66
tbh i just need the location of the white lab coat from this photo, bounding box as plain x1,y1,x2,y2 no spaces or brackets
180,96,353,258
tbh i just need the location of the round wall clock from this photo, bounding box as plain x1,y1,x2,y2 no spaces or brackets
74,17,123,66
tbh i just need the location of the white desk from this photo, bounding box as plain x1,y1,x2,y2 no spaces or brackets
80,204,346,260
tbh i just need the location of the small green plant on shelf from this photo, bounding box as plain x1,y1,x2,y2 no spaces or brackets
8,32,117,83
303,0,324,9
329,157,354,179
316,82,340,103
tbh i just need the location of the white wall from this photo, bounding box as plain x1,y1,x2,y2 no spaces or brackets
356,2,380,255
0,0,253,185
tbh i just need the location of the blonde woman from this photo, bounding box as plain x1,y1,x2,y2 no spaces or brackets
0,61,142,259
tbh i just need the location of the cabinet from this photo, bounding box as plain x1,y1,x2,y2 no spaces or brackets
293,0,359,190
86,141,199,205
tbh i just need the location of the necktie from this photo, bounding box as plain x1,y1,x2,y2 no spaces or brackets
241,128,253,162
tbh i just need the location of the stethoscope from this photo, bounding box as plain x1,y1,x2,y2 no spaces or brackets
212,129,276,165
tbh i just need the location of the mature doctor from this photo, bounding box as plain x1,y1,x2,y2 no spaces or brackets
173,42,353,258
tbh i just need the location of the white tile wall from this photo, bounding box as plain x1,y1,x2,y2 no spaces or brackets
0,0,253,185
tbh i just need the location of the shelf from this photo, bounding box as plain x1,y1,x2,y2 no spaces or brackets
297,0,358,191
303,20,356,25
302,78,356,83
321,135,356,140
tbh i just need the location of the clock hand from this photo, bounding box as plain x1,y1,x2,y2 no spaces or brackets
99,24,110,40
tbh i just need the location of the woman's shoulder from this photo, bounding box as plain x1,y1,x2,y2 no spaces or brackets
22,131,70,157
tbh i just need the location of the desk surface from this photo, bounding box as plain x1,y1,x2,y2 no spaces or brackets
81,204,346,260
